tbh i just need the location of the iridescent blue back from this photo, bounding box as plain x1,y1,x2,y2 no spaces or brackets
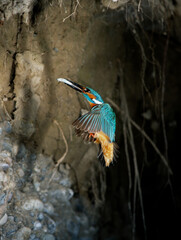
73,103,116,142
93,104,116,142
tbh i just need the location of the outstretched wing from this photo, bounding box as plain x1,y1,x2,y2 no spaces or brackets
72,103,116,142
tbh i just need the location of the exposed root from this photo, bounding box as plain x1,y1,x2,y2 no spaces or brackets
132,28,153,107
161,33,169,163
48,120,68,184
106,52,173,238
131,119,172,174
62,0,81,22
106,97,172,174
120,76,147,239
54,120,68,168
123,113,133,220
138,0,142,12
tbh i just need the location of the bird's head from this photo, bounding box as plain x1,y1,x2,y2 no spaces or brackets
57,78,104,107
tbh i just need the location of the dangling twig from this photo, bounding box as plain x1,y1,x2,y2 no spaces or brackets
161,34,169,164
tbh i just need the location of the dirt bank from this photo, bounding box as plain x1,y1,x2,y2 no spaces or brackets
0,0,181,239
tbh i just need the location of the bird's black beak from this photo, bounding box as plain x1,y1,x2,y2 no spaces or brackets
57,78,89,93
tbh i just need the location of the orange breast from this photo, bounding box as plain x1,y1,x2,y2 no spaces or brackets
94,131,114,167
88,101,97,108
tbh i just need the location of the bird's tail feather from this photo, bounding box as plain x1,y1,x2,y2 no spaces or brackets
98,141,119,167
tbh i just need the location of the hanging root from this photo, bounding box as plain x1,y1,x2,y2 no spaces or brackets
48,120,69,184
120,76,147,239
106,97,172,175
106,59,172,238
62,0,81,22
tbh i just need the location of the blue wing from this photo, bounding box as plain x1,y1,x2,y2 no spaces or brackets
72,103,116,142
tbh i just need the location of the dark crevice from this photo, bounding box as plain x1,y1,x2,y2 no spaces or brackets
9,52,17,119
9,14,23,119
15,14,23,47
30,0,53,26
0,9,5,21
87,186,95,205
172,0,177,6
9,52,16,93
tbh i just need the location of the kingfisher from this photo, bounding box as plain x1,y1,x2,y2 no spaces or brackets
57,78,118,167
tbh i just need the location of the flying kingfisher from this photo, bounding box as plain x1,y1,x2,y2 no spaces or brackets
57,78,118,167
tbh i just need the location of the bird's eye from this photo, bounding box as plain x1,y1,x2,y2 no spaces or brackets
84,88,90,93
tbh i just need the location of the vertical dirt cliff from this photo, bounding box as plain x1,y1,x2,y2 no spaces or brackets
0,0,181,239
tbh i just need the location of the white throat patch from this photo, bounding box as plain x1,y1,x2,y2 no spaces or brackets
93,99,102,104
